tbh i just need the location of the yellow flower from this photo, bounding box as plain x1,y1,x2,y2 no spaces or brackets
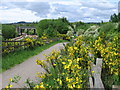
5,85,12,88
57,78,60,81
9,85,13,88
66,77,69,82
77,58,80,61
40,85,46,89
77,85,81,88
57,78,62,85
53,64,57,66
80,80,83,82
9,78,13,82
64,65,70,69
76,77,79,82
62,62,66,64
72,83,75,87
74,47,78,50
59,80,62,85
35,85,39,88
5,86,9,88
114,72,118,75
67,84,73,88
92,71,95,73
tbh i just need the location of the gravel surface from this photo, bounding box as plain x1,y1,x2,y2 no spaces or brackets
0,42,67,89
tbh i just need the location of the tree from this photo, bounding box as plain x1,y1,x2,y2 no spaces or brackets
54,19,69,34
37,18,69,37
2,24,16,39
44,25,58,37
110,13,119,22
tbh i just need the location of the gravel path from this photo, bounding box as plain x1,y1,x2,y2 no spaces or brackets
0,42,67,89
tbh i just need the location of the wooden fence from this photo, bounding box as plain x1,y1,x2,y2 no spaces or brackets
2,40,27,49
2,40,28,53
88,54,120,89
2,37,64,54
89,58,104,89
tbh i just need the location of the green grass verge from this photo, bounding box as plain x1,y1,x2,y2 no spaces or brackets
1,40,68,73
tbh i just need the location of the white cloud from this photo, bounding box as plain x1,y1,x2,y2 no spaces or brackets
0,8,41,23
1,0,55,2
0,0,119,23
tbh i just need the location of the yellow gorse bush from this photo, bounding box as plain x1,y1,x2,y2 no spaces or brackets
34,34,119,89
25,38,33,42
89,35,119,75
35,36,90,88
41,36,47,40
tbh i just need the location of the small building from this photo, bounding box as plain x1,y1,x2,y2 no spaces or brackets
16,26,37,35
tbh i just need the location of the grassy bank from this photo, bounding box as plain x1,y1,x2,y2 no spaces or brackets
1,40,67,73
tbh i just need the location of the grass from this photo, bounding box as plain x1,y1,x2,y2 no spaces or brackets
1,40,68,73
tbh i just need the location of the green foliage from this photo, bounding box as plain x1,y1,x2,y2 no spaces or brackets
71,21,84,27
44,25,59,37
118,23,120,32
37,18,69,37
110,13,120,22
76,29,85,36
99,22,115,33
98,22,119,41
54,19,69,34
76,24,90,31
68,21,86,33
26,30,35,35
2,24,16,39
66,30,74,37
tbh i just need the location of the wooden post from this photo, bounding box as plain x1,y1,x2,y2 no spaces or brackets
89,58,104,89
89,75,94,88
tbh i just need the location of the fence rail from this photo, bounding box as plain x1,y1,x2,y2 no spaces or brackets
2,40,27,49
2,37,64,54
2,40,28,54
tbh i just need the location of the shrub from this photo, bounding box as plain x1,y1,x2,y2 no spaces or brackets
99,23,115,33
2,24,16,39
44,25,59,37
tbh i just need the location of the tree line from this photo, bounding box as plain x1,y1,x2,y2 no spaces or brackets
110,13,120,32
110,13,120,22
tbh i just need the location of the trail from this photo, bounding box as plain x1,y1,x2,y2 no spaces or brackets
0,42,67,89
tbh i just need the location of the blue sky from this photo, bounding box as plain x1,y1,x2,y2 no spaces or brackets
0,0,119,23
